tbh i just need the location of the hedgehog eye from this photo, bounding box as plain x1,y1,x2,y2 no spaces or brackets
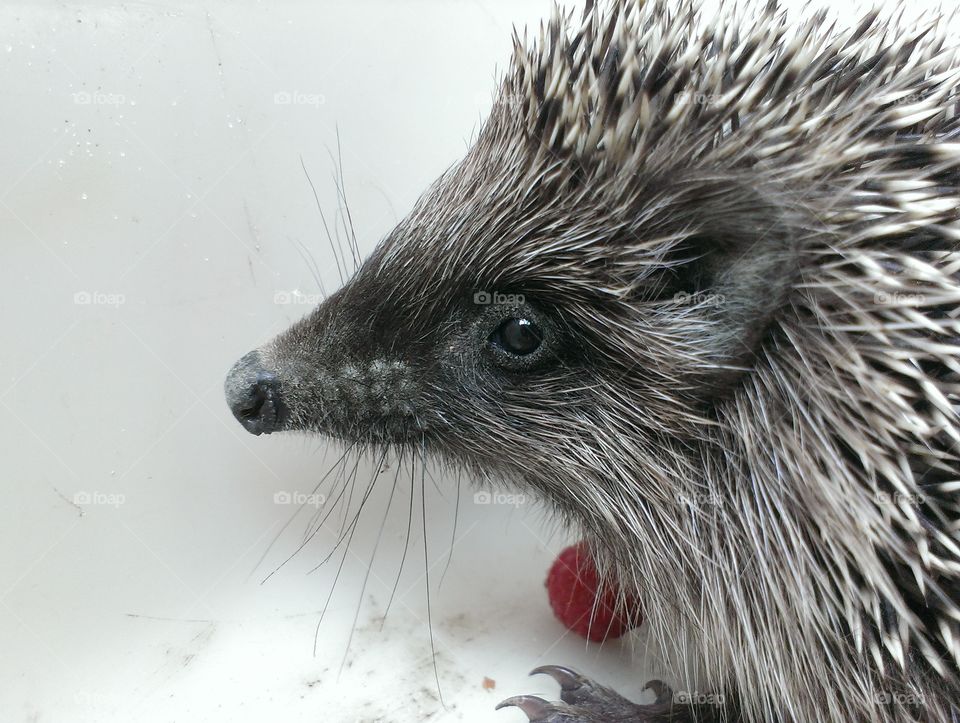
490,317,542,356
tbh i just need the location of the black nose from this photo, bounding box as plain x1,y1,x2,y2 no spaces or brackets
225,351,288,435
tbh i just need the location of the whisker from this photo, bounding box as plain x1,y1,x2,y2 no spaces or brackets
337,449,402,676
304,447,360,543
338,448,362,536
439,468,462,588
261,447,361,585
310,452,384,572
254,441,357,582
314,505,360,657
292,237,327,299
424,464,446,498
300,154,346,285
333,127,360,270
420,437,445,706
324,150,359,275
381,452,416,629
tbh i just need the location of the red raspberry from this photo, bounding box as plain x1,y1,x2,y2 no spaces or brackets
545,541,642,642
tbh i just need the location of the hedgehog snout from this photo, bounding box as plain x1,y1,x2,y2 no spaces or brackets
225,342,426,441
311,358,423,436
224,350,289,435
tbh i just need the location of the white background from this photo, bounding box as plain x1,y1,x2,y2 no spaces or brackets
0,1,944,722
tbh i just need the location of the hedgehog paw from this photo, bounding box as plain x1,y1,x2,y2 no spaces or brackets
496,665,693,722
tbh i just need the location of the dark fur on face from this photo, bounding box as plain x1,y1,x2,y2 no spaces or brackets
227,2,960,720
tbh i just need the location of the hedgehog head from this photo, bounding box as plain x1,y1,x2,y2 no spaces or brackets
225,1,803,494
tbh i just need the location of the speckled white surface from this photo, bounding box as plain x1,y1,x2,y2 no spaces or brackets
5,1,944,721
0,3,661,722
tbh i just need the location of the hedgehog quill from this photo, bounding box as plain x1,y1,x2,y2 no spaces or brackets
225,1,960,720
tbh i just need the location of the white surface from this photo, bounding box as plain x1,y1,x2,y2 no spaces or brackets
4,1,947,721
0,3,659,722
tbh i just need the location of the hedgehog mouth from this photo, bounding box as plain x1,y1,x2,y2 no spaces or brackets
303,413,430,447
235,377,288,435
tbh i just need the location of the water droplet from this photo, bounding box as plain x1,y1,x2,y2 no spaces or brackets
80,192,88,200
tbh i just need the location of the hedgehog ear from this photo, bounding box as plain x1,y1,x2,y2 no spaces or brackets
656,178,798,383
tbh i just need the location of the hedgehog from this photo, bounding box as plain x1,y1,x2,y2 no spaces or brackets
224,1,960,720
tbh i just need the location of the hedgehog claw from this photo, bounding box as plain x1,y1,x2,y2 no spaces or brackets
500,665,705,722
530,665,586,691
495,694,561,721
531,664,633,710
